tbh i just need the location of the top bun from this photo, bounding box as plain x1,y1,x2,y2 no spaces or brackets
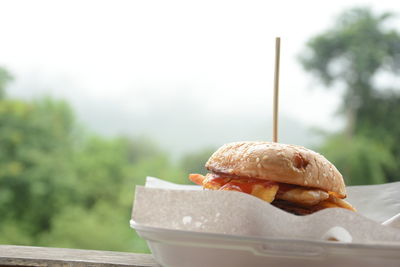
205,141,346,198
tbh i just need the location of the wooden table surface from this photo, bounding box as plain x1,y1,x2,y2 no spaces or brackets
0,245,160,267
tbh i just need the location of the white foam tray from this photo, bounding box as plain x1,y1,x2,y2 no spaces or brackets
131,220,400,267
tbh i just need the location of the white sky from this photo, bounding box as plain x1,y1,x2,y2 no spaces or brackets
0,0,399,154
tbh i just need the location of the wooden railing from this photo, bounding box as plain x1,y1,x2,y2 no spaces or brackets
0,245,159,267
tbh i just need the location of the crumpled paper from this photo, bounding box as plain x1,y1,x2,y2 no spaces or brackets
131,177,400,244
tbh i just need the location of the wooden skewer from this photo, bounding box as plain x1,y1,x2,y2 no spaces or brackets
273,37,281,143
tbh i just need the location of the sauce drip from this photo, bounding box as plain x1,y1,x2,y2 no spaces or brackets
205,173,277,193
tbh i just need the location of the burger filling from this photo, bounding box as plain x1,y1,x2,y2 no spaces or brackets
189,173,355,215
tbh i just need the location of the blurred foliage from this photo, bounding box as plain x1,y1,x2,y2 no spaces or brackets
0,68,191,252
0,67,12,99
299,8,400,108
0,97,77,240
180,147,216,175
300,7,400,185
318,134,396,185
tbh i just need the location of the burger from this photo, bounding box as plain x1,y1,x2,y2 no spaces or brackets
189,141,355,215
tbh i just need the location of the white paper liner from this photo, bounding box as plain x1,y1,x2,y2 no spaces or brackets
132,177,400,244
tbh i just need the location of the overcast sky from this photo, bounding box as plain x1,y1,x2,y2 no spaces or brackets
0,0,399,155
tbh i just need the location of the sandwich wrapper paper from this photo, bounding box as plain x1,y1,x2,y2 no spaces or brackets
131,177,400,244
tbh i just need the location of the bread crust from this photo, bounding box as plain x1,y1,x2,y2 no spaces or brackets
205,141,346,198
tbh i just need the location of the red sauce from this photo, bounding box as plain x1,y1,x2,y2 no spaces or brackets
220,183,243,192
204,176,231,190
189,172,311,195
206,173,277,193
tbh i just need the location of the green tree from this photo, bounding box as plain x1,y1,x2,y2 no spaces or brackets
299,7,400,137
0,67,188,252
299,7,400,184
0,67,12,99
39,136,183,252
318,134,396,185
124,136,164,164
180,147,216,176
0,97,78,241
